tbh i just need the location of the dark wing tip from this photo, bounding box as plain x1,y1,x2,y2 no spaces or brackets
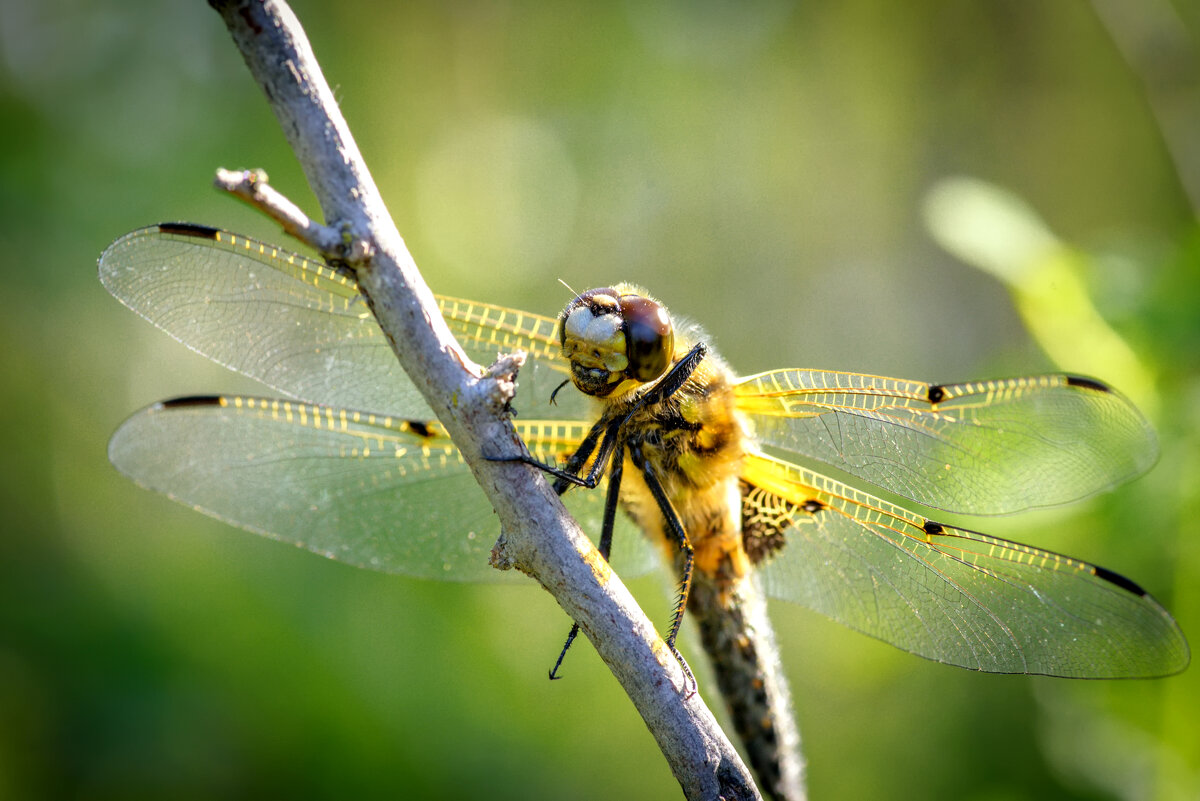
158,395,225,409
1065,375,1111,393
155,222,221,240
1093,565,1147,597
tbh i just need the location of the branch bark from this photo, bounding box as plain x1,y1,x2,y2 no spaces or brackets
207,1,761,798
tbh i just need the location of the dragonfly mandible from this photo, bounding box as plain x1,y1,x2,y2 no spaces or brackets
100,223,1190,801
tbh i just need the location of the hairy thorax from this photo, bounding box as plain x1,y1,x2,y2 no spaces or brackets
613,348,752,589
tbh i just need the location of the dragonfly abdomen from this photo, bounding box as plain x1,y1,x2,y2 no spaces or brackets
689,568,805,801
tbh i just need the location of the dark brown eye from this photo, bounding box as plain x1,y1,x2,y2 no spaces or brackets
620,295,673,382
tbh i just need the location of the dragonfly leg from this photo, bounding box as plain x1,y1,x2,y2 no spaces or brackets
487,416,619,491
548,623,581,680
616,343,707,428
493,452,603,489
630,441,697,697
548,441,625,679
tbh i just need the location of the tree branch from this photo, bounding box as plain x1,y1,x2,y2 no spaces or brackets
213,167,345,253
207,1,760,798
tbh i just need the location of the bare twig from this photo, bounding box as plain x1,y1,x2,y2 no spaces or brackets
213,167,345,253
206,1,761,798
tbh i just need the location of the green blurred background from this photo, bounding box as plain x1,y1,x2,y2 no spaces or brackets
2,0,1197,798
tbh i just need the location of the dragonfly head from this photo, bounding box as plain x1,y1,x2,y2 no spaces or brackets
559,286,674,399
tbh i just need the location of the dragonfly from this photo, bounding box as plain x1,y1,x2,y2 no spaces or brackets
100,223,1189,801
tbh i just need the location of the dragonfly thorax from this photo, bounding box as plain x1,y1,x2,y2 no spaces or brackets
559,285,674,399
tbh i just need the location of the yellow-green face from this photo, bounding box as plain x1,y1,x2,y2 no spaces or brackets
559,286,674,399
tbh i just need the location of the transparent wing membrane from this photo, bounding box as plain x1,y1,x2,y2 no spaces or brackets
99,225,583,420
108,396,653,581
741,452,1187,677
735,370,1157,515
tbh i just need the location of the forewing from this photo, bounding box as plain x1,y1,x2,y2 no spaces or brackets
99,224,586,420
735,370,1157,515
108,396,653,581
741,451,1188,678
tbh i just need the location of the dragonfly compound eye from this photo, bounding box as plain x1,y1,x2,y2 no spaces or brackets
619,294,673,382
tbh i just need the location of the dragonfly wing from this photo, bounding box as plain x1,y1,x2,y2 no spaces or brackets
735,370,1157,515
741,451,1188,678
99,224,587,420
108,396,653,581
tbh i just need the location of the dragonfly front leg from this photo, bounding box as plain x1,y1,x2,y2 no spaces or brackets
488,416,620,492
